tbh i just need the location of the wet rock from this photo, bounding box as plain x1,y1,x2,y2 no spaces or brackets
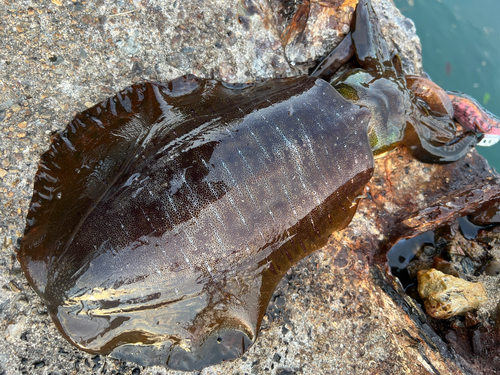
272,0,422,75
448,231,487,262
282,1,355,67
464,311,481,328
432,257,460,278
417,268,488,319
407,259,433,280
219,62,236,82
484,260,500,276
470,197,500,225
446,230,488,277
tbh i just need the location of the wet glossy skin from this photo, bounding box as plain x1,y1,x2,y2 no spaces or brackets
325,0,480,162
19,75,372,370
17,0,493,371
448,91,500,145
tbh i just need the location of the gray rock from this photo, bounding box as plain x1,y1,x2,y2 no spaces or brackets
0,0,459,374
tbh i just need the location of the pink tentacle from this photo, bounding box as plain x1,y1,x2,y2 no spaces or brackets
447,91,500,136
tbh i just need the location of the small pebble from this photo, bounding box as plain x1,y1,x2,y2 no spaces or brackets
166,52,190,69
464,311,481,328
81,15,92,24
8,280,21,293
484,260,500,276
418,268,488,319
219,62,236,82
432,257,459,277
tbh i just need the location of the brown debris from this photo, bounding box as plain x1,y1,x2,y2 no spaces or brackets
281,0,310,47
432,257,460,277
274,0,359,66
470,197,500,225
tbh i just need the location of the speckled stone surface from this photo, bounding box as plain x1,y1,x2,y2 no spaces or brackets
2,0,485,374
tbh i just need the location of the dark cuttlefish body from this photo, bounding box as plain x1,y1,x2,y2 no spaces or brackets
19,75,373,370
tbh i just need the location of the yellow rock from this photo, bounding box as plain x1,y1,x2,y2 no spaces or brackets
417,268,488,319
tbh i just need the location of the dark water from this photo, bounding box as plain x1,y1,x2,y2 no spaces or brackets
387,231,435,270
394,0,500,172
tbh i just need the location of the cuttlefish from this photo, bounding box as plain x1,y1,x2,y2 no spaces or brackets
18,0,499,370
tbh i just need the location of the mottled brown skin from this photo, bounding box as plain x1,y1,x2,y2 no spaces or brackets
405,75,454,118
17,0,493,371
19,75,373,370
406,76,500,146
